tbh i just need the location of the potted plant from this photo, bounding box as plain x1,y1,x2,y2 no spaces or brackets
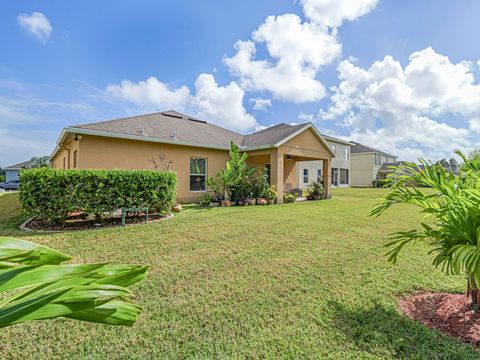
257,198,267,205
307,181,324,200
264,185,277,205
283,193,296,203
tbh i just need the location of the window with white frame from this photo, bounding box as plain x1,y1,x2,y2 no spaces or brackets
374,153,381,166
303,169,309,184
317,169,322,182
190,157,207,191
340,168,349,185
345,147,350,160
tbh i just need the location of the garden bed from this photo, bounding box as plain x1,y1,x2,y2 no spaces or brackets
399,291,480,347
20,212,173,231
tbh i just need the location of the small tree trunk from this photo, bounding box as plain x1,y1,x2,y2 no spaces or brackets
468,275,480,312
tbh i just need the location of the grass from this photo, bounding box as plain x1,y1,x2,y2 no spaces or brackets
0,188,478,359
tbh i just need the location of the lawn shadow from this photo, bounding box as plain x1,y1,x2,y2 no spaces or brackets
329,300,480,359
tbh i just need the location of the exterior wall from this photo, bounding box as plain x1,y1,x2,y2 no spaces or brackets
51,136,80,170
5,169,19,182
350,153,375,187
296,139,350,189
55,135,230,203
350,153,398,187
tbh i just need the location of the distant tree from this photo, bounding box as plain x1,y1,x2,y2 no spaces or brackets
29,156,50,168
459,148,480,172
448,157,459,174
436,158,450,171
0,167,5,176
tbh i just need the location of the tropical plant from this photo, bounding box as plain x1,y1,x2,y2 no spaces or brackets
307,180,324,199
283,193,296,204
250,168,269,199
206,175,224,201
221,142,255,202
0,237,147,328
197,193,213,207
264,185,277,201
371,152,480,310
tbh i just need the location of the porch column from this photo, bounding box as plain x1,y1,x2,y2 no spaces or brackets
271,149,284,204
323,158,332,199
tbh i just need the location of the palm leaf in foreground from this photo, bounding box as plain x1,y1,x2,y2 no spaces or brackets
371,154,480,310
0,237,147,328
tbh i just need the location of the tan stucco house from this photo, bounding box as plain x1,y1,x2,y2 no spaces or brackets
350,142,398,187
50,111,334,203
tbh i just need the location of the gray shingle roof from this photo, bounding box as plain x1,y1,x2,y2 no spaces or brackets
241,123,308,148
351,142,397,158
72,111,244,148
4,160,33,170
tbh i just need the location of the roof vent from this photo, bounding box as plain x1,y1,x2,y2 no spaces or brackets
138,127,146,136
170,131,177,141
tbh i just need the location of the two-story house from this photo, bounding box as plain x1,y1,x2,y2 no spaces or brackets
350,142,398,187
296,135,353,189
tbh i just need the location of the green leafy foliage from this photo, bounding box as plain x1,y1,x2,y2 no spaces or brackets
0,237,147,328
19,168,176,226
371,153,480,305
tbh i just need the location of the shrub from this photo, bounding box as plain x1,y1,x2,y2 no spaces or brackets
197,193,213,207
307,181,324,199
264,185,277,200
19,168,176,226
283,193,296,203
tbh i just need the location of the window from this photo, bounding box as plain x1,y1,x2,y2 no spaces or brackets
330,144,337,153
331,168,338,186
345,147,350,160
340,169,349,185
303,169,309,184
317,169,322,182
374,154,381,166
73,150,78,168
190,157,207,191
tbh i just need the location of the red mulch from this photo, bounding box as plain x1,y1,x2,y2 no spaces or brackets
399,292,480,347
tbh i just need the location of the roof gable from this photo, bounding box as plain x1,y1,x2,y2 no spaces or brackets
351,142,397,158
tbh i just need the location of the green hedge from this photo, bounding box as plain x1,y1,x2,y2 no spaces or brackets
19,168,176,226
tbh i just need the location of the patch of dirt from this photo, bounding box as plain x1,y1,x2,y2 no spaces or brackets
23,212,173,232
399,292,480,347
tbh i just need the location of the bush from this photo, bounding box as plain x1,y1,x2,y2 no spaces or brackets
19,168,176,226
283,193,296,203
197,193,213,207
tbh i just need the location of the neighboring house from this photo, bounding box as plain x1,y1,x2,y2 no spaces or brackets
3,161,33,182
296,135,353,189
350,142,398,187
50,111,335,203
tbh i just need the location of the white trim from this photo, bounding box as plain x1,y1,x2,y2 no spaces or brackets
322,135,354,146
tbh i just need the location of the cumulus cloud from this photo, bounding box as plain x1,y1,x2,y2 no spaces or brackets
299,0,379,27
320,47,480,160
17,12,52,43
250,97,272,111
107,74,257,131
223,0,378,103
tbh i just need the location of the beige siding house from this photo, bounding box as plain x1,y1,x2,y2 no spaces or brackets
296,136,353,189
350,142,398,187
50,111,335,203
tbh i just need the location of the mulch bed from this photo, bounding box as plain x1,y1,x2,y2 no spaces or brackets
23,212,172,231
399,291,480,347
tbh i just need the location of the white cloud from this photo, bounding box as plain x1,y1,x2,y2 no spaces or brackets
224,14,340,103
107,74,257,131
17,12,52,44
250,97,272,111
223,0,379,103
320,47,480,160
299,0,379,27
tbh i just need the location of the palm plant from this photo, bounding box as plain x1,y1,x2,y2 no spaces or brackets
0,237,147,328
371,152,480,310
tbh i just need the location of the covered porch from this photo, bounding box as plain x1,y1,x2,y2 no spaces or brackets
246,150,332,204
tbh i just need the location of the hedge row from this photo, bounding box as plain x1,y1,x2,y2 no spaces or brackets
19,168,177,226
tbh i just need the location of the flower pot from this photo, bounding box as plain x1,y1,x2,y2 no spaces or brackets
268,199,275,205
257,198,267,205
172,204,182,213
248,199,256,206
313,195,321,201
209,202,219,208
221,200,232,207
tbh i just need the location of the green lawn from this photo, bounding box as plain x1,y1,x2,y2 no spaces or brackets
0,189,477,359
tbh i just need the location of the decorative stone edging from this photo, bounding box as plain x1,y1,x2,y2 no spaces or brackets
18,213,175,232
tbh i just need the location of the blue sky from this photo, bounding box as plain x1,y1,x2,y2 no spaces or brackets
1,0,480,166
